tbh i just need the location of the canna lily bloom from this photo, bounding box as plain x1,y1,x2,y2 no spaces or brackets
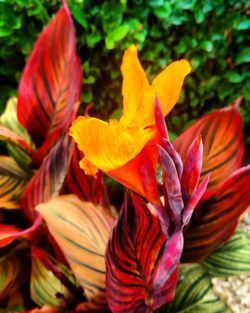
70,45,191,202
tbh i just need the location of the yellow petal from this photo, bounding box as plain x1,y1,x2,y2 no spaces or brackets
120,45,191,129
152,59,191,117
69,116,155,173
120,44,150,127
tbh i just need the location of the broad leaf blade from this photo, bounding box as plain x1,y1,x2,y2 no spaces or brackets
182,166,250,262
20,135,74,220
36,195,115,310
173,103,244,191
0,156,29,209
17,2,82,148
158,264,230,313
106,195,179,312
202,228,250,277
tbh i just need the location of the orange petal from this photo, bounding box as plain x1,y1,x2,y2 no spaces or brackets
108,144,159,201
69,116,155,173
152,59,191,117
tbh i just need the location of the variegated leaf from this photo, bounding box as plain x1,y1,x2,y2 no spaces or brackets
36,195,115,310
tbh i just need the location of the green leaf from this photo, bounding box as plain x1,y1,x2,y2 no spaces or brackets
202,228,250,277
158,264,231,313
235,18,250,30
86,33,102,48
200,40,213,52
107,24,129,43
225,71,243,83
235,48,250,64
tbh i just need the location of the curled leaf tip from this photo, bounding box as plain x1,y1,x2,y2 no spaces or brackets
231,96,243,109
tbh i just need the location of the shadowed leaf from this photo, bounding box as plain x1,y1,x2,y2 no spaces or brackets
20,135,74,220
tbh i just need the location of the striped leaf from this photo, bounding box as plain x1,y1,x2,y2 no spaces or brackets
182,166,250,262
20,135,74,220
17,1,82,148
106,195,179,313
0,156,29,209
0,243,28,302
0,97,35,169
36,195,115,310
173,98,244,191
30,249,77,308
202,228,250,277
158,264,231,313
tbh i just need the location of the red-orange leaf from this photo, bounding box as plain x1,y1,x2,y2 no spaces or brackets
182,165,250,262
173,98,244,191
106,195,179,312
17,1,82,148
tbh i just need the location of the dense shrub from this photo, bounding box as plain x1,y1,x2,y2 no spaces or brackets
0,0,249,148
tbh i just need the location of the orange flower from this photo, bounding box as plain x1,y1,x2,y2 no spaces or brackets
70,45,191,201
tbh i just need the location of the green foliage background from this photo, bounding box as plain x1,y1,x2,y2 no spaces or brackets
0,0,250,152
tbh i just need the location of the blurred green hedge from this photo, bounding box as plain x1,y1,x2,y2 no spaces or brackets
0,0,250,151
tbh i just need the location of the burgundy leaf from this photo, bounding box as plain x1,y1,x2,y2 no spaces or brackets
181,136,203,203
20,134,74,220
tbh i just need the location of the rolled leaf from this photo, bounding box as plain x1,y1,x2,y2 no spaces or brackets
202,228,250,277
36,195,115,310
30,249,76,308
157,264,230,313
17,1,82,148
106,195,179,312
173,100,244,191
0,215,42,248
0,156,29,209
20,135,74,220
182,166,250,262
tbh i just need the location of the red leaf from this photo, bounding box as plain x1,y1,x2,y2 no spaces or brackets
182,165,250,262
0,215,42,248
105,195,179,312
20,134,74,220
17,2,82,148
173,99,244,191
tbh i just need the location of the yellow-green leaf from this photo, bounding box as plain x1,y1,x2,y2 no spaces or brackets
30,253,76,308
36,195,115,309
0,97,34,169
202,228,250,277
0,156,29,209
157,264,231,313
